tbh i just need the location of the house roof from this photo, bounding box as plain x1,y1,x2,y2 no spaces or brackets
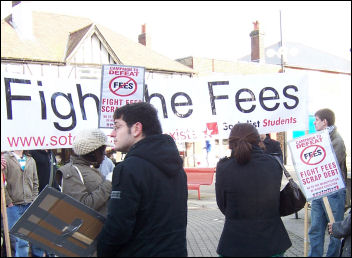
95,24,194,73
1,11,195,74
239,41,351,74
65,24,93,60
1,12,93,63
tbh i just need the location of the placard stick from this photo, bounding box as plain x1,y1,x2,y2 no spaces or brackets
1,170,12,257
303,129,309,257
322,196,335,223
72,232,93,245
303,202,309,257
61,225,94,245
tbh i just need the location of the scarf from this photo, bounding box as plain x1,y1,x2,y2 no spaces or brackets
326,125,335,134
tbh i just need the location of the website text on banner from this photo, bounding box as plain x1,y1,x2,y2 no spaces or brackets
1,74,101,151
99,65,145,128
146,73,309,142
1,73,309,151
288,130,345,201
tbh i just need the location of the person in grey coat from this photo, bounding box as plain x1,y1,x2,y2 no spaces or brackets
309,108,347,257
328,210,351,257
3,150,39,257
56,129,113,216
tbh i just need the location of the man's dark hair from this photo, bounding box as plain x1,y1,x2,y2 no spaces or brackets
315,108,335,126
113,102,162,136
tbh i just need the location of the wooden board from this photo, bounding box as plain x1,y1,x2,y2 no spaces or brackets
9,186,106,257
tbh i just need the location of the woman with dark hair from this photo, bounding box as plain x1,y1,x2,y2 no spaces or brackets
215,123,292,257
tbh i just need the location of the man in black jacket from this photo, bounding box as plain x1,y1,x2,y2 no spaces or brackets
29,149,60,192
28,149,60,257
97,102,188,257
260,134,283,162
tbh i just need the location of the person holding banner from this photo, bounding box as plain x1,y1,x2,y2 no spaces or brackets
260,133,283,163
28,149,60,257
29,149,60,192
98,155,115,179
309,108,347,257
215,123,292,257
328,210,351,257
55,129,113,216
1,152,16,257
97,102,188,257
2,150,41,257
1,153,6,171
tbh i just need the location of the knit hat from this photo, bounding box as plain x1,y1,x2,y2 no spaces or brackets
73,129,113,156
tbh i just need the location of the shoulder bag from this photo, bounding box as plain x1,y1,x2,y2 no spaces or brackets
273,156,307,216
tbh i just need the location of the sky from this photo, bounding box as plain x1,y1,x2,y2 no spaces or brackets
1,1,351,61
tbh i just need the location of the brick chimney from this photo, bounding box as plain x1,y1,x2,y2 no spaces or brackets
249,21,265,63
138,24,151,47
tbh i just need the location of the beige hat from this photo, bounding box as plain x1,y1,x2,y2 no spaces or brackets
73,129,113,156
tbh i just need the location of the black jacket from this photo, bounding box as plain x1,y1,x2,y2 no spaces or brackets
29,150,60,192
97,134,188,257
215,145,292,257
263,136,283,162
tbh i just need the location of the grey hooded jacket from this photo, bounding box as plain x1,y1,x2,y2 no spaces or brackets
329,126,347,182
3,152,39,206
331,211,351,257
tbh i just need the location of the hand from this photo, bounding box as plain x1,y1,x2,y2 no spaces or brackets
328,222,333,235
1,157,7,170
105,172,113,182
7,203,14,208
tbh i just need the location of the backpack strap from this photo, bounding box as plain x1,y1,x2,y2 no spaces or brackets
72,165,84,184
272,155,293,181
57,164,84,192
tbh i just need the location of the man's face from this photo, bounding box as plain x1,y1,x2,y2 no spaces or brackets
314,116,327,131
110,118,135,153
95,145,106,166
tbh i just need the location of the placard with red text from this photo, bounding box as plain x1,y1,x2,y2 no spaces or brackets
288,130,345,201
99,65,145,128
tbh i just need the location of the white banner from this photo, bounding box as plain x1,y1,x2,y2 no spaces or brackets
1,72,309,151
146,73,309,142
1,74,102,151
99,65,144,128
288,130,346,201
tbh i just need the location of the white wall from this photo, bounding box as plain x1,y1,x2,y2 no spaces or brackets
285,69,351,169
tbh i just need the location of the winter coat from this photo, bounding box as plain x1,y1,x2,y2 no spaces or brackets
97,134,188,257
329,127,347,182
332,211,351,257
3,152,39,206
56,155,112,216
215,145,292,257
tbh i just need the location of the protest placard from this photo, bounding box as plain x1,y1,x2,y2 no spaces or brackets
9,186,105,257
99,64,145,128
288,130,346,201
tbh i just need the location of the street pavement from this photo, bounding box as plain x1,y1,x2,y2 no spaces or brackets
186,165,338,257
